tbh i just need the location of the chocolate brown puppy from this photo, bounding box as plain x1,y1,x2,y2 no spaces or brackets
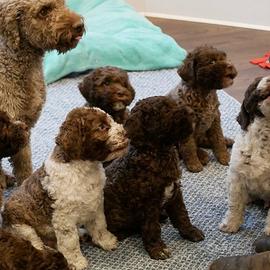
79,66,135,124
104,96,204,260
167,46,237,172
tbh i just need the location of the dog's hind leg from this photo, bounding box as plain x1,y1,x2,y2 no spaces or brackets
11,143,32,185
11,224,44,250
199,136,234,148
0,162,15,188
165,188,205,242
180,136,204,172
264,208,270,235
206,114,231,165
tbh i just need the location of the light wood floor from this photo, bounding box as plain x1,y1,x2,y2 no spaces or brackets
148,17,270,102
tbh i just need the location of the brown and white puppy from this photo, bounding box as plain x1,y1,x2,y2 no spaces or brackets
79,66,135,124
220,76,270,235
104,96,204,260
0,111,29,188
2,107,129,270
0,0,85,185
167,45,237,172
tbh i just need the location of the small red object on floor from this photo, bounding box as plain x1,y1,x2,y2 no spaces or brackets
250,51,270,69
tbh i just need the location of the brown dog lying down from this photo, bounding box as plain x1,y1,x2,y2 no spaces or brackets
2,107,128,270
167,46,237,172
0,111,69,270
0,230,69,270
0,194,69,270
0,111,29,189
79,66,135,124
253,235,270,253
209,252,270,270
209,235,270,270
104,96,205,260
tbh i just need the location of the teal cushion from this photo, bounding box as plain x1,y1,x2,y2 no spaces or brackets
44,0,187,84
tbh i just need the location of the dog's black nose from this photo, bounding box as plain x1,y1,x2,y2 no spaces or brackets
73,23,84,35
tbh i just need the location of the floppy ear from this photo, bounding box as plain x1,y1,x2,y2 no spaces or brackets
0,111,10,124
78,72,95,103
0,1,22,51
177,52,195,84
124,109,144,146
55,118,83,162
237,77,263,130
172,106,194,142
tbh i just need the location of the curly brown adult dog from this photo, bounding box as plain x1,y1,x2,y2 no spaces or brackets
0,0,85,185
167,46,237,172
79,66,135,124
104,96,205,260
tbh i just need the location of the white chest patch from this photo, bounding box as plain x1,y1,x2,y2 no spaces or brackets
162,181,177,205
42,156,105,224
229,118,270,199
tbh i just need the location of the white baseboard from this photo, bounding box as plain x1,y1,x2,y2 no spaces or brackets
142,12,270,31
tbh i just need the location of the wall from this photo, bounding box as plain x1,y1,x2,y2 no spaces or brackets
126,0,270,30
125,0,145,11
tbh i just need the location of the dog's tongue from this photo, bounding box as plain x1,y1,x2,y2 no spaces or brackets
75,36,82,41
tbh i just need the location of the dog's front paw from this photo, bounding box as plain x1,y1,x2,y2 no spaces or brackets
147,244,171,260
219,221,240,233
181,226,205,242
185,161,204,173
96,231,118,251
70,256,88,270
197,148,210,166
216,151,230,166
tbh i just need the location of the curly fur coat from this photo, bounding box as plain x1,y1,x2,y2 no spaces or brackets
104,96,205,260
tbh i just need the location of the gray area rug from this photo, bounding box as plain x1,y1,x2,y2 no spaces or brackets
3,69,266,269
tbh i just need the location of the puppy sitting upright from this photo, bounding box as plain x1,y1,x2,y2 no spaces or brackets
3,107,129,270
167,46,237,172
0,111,29,188
0,113,69,270
220,76,270,235
79,66,135,124
104,96,205,260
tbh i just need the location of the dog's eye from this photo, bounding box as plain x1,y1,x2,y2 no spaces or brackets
117,92,125,97
103,80,110,86
39,5,53,18
97,123,110,132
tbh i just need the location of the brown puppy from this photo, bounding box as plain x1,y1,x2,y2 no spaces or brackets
0,111,69,270
0,111,29,188
0,230,69,270
79,66,135,124
2,107,128,270
167,45,237,172
0,0,85,185
104,96,204,260
209,252,270,270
